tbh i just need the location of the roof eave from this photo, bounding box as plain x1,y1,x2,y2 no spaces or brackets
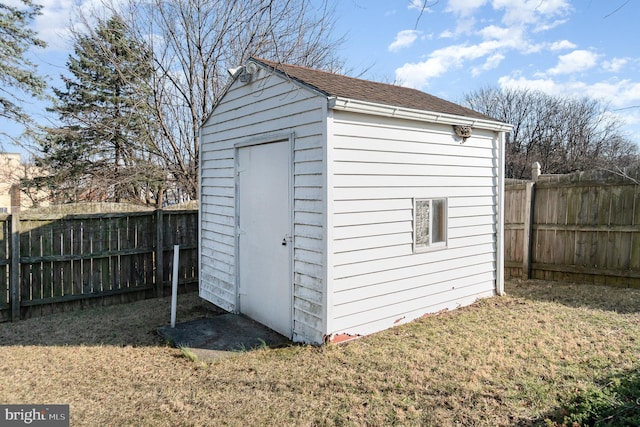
328,96,513,132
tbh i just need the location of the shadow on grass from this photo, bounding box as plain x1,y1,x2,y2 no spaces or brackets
506,279,640,314
523,366,640,427
0,292,223,347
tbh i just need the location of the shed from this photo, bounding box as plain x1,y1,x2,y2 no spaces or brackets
199,58,512,344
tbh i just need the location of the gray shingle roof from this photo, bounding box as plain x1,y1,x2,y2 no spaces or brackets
252,58,495,122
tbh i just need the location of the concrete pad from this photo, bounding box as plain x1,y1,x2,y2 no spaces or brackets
157,313,291,362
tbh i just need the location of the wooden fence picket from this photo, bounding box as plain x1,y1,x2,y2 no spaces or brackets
0,209,198,321
0,216,8,322
505,166,640,288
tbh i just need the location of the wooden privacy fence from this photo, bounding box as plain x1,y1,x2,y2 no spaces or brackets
0,209,198,322
505,165,640,288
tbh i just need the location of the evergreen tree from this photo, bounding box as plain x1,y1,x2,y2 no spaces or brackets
40,15,161,203
0,1,47,136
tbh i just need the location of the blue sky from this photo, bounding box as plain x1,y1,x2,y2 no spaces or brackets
333,0,640,141
3,0,640,154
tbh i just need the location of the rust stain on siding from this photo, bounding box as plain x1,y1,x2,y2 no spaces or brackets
328,333,362,344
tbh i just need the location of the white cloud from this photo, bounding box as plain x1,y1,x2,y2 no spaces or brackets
547,49,599,75
602,58,629,73
32,0,77,51
433,0,573,45
439,29,455,39
549,40,576,51
477,24,528,48
401,1,640,138
588,80,640,107
388,30,422,52
396,39,512,88
493,0,572,27
446,0,489,17
395,56,449,89
533,18,568,32
32,0,129,52
408,0,425,10
478,25,512,41
498,75,558,93
452,15,477,35
473,53,505,75
397,0,578,89
498,75,640,109
396,15,537,89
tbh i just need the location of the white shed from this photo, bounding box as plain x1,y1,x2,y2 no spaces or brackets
199,58,512,344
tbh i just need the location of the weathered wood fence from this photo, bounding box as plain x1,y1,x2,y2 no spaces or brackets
0,209,198,322
505,165,640,288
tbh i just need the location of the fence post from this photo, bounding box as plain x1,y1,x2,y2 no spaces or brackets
522,181,535,279
155,209,164,297
10,212,20,321
532,161,541,182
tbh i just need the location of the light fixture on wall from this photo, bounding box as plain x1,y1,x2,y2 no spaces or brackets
227,66,243,77
238,71,252,83
227,63,259,83
453,125,472,143
238,62,259,83
245,62,259,75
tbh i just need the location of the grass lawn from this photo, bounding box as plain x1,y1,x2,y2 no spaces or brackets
0,279,638,426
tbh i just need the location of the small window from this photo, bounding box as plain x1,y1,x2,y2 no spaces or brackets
414,198,447,252
0,207,7,214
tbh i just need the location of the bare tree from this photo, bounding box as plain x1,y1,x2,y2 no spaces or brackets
464,87,638,179
78,0,344,202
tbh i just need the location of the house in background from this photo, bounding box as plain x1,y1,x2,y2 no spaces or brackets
0,153,50,213
199,58,512,344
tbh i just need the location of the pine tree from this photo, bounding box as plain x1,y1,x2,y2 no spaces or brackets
40,15,161,203
0,1,47,135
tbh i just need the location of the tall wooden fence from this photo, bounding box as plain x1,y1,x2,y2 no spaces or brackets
0,209,198,322
505,167,640,288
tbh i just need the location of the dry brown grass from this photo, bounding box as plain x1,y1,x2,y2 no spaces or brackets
1,280,639,426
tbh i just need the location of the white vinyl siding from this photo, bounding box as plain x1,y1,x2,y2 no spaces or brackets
327,110,499,336
200,68,326,342
200,61,507,344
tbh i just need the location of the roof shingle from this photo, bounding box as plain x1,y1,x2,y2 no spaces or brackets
252,58,495,122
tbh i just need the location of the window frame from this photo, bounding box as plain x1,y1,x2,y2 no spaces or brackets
413,197,448,252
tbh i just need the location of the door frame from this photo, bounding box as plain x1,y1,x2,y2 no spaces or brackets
233,132,295,336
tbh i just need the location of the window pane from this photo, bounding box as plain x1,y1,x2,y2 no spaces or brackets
415,199,430,246
432,199,445,243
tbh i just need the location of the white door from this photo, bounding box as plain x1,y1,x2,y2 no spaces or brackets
237,140,292,337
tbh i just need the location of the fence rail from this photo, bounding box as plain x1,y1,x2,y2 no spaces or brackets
0,209,198,322
504,166,640,288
